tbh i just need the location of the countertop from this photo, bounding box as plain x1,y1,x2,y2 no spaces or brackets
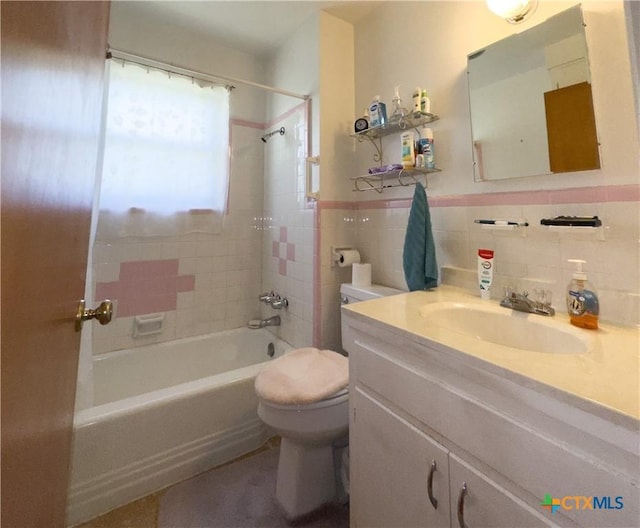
342,285,640,423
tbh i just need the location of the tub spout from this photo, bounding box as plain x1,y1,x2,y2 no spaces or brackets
247,315,281,329
260,315,281,327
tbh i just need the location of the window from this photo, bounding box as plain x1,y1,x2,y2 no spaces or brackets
98,59,230,236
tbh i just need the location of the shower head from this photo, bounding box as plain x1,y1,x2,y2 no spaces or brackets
260,126,285,143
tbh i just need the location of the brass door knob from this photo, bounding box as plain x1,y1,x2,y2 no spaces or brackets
75,299,113,331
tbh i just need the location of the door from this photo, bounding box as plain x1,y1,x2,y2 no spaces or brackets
1,2,109,526
351,388,451,528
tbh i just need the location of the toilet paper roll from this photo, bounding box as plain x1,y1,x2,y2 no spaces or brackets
336,249,361,267
352,263,372,286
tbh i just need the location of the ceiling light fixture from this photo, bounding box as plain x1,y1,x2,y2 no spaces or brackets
486,0,538,24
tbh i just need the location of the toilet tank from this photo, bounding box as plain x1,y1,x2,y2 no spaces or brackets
340,283,403,305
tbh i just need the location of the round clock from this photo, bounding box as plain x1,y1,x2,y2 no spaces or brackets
354,118,369,133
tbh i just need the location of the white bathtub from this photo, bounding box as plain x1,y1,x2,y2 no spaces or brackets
67,327,291,526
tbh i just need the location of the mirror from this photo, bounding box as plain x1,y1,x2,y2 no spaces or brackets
467,5,600,181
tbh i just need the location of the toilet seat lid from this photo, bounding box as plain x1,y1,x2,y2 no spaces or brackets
255,347,348,405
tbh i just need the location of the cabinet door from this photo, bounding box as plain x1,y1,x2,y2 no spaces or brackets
351,388,450,528
449,453,562,528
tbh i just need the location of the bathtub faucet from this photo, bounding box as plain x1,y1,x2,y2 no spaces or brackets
260,315,281,327
248,315,281,329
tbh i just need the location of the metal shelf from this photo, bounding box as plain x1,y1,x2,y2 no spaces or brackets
351,167,441,193
351,112,440,163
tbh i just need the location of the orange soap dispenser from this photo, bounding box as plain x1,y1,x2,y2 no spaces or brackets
566,259,600,329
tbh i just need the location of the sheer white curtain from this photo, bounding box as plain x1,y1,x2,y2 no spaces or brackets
97,59,230,238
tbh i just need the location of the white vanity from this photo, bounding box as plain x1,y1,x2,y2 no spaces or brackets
341,286,639,528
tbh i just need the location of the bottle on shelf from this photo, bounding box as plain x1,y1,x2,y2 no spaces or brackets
369,95,387,128
412,87,421,115
401,130,416,169
389,85,408,125
420,89,431,115
421,128,435,169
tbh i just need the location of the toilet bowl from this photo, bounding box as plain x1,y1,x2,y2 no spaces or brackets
255,348,349,519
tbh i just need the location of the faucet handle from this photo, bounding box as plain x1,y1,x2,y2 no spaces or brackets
533,288,552,306
270,297,289,309
259,291,276,302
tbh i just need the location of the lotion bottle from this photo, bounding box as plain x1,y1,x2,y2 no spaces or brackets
412,87,421,115
401,130,416,168
420,89,430,115
566,259,599,329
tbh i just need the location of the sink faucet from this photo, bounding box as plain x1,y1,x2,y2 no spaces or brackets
500,288,555,316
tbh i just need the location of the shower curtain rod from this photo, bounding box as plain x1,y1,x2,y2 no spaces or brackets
107,48,309,101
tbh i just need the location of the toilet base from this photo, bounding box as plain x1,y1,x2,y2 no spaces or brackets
275,437,337,519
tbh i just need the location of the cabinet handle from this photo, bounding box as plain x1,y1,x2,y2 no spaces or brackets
457,482,469,528
427,460,438,509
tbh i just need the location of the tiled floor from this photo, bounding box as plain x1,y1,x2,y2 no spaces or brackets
74,441,349,528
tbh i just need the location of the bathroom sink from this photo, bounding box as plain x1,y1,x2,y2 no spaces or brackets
419,302,592,354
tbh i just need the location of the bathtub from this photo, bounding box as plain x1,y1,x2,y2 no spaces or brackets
66,327,291,526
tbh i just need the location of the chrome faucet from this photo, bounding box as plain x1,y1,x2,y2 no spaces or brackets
259,291,289,309
500,287,555,316
259,291,278,304
259,315,281,327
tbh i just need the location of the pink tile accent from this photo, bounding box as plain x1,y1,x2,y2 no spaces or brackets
95,259,195,318
272,240,280,258
279,226,287,243
279,258,287,276
230,118,266,130
326,184,640,210
605,184,640,202
264,101,307,129
286,243,295,261
176,275,195,292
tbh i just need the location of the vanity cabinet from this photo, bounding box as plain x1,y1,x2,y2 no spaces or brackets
351,388,450,527
352,387,559,528
344,311,639,528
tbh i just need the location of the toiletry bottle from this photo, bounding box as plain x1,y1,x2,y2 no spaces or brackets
420,89,431,115
412,87,421,115
478,249,494,300
401,130,416,169
423,128,435,169
566,259,599,329
389,86,407,125
369,95,387,128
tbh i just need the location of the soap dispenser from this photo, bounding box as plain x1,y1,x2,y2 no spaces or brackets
566,259,599,329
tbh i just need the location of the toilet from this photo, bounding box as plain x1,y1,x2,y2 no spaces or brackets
255,282,402,519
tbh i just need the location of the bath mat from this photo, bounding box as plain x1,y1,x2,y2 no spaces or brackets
158,447,348,527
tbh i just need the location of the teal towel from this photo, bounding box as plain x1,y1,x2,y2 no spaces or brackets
403,182,438,291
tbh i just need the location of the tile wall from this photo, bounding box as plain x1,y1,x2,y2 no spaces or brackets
354,196,640,327
260,104,316,349
91,123,265,355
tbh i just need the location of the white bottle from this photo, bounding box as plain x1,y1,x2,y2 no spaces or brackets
423,128,435,169
420,89,431,115
401,130,416,169
412,87,421,115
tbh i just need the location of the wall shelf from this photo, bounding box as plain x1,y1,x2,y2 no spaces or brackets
351,167,441,193
351,112,440,162
545,224,606,241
